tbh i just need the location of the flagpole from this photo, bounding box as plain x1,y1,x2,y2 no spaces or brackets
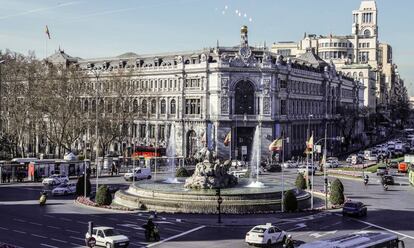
311,131,314,210
281,134,285,213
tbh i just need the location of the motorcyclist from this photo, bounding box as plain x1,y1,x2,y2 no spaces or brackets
39,191,48,206
283,234,294,248
143,215,156,241
363,175,369,185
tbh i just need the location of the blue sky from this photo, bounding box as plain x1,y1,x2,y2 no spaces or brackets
1,0,413,95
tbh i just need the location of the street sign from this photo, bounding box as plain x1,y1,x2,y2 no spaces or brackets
315,145,322,154
86,237,96,248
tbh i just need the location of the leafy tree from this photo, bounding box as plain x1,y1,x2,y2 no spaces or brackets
95,185,112,206
330,178,345,205
283,190,298,212
76,174,91,197
295,173,307,190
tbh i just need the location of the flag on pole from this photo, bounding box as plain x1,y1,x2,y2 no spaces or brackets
224,131,231,147
306,134,314,149
45,25,51,39
269,138,283,152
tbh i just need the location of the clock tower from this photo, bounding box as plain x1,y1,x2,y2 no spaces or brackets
239,25,252,60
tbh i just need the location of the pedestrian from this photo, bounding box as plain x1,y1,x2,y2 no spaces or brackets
1,172,5,183
77,167,80,177
7,172,11,183
92,167,96,176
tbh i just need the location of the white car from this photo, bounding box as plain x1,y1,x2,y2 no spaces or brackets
51,183,76,196
123,167,152,181
245,223,287,246
42,174,69,186
85,226,129,248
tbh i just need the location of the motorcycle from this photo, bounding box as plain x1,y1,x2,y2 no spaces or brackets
363,178,369,186
383,184,388,191
39,192,48,206
143,224,160,242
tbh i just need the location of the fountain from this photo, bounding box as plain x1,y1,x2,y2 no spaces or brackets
113,146,310,214
164,124,181,184
246,126,265,188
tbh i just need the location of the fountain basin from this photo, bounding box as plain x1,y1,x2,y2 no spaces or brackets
113,179,311,214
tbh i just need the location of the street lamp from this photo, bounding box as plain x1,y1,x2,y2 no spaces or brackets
90,68,101,191
306,114,313,189
0,60,5,135
280,135,290,212
313,135,344,210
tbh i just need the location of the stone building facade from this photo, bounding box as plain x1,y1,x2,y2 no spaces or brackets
272,0,402,113
48,26,361,161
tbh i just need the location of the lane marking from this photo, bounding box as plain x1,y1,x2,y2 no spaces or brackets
40,244,59,248
77,221,88,224
60,217,72,222
12,230,26,234
71,243,83,246
47,226,60,230
51,238,67,243
44,215,55,218
146,225,206,248
0,226,9,230
32,234,48,239
70,236,85,241
336,213,414,240
65,229,80,234
29,222,42,226
287,223,307,232
164,227,186,233
13,218,26,223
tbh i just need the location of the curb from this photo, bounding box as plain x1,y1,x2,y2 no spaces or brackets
74,199,138,213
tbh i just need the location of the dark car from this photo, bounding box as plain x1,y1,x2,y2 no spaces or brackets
342,201,367,217
381,175,394,185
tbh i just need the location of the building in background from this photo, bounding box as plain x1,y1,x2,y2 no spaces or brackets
272,0,405,115
45,26,362,161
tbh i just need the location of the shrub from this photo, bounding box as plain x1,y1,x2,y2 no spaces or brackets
283,190,298,212
330,178,345,205
76,175,91,197
175,167,190,177
95,185,112,206
295,173,307,190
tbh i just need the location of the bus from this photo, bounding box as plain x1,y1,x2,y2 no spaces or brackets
298,231,405,248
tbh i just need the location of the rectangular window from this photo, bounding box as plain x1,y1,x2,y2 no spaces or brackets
158,125,165,140
139,124,146,139
280,100,287,115
185,99,201,115
149,125,155,138
280,80,287,89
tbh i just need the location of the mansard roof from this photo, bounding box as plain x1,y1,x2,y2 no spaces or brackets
296,49,328,68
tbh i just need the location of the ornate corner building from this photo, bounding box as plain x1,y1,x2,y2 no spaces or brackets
47,25,361,161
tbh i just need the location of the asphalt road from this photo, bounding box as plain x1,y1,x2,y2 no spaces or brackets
1,169,414,248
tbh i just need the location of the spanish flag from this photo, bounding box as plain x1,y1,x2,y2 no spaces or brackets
224,131,231,147
269,138,283,152
45,25,51,39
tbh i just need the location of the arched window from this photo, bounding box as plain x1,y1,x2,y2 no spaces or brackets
133,99,139,113
91,99,96,112
359,72,364,79
170,99,176,114
151,99,156,114
142,99,147,114
235,80,255,115
160,99,166,114
363,29,371,37
187,130,197,157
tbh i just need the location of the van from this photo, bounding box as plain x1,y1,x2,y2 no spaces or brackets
398,162,408,173
123,167,152,181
